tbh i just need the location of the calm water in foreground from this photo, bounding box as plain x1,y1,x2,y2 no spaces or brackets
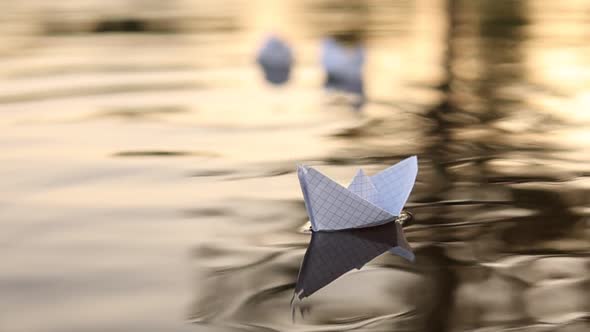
0,1,589,331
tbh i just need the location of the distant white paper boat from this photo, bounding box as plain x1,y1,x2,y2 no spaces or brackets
297,156,418,231
321,37,365,96
256,35,294,85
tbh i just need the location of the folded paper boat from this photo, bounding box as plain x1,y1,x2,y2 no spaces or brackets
293,156,418,299
297,156,418,231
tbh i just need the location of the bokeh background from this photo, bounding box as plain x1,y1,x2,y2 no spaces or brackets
1,0,589,331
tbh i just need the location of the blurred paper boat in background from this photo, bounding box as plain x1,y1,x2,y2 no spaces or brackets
321,37,366,108
256,35,294,85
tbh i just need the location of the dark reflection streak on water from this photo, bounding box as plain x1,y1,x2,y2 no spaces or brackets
322,154,411,166
231,323,281,332
183,207,231,218
325,310,417,331
242,283,294,307
435,149,569,168
370,99,422,114
4,64,194,79
291,307,417,332
259,243,310,250
90,106,187,120
487,176,578,184
406,199,511,208
321,314,376,325
371,262,425,276
0,81,202,105
405,219,519,232
227,169,294,180
415,2,461,332
41,12,240,36
93,18,176,34
112,150,219,157
188,169,235,177
317,310,416,327
474,0,529,193
506,249,590,257
506,187,581,248
213,251,290,275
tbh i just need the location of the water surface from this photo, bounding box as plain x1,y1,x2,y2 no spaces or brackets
1,1,589,331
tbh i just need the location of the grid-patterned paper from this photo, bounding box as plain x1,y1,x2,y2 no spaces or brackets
298,166,395,231
347,169,380,206
297,156,418,231
371,156,418,216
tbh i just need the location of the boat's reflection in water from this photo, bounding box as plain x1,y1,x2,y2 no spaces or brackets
295,215,414,301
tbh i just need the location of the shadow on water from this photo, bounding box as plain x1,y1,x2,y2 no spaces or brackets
293,220,413,301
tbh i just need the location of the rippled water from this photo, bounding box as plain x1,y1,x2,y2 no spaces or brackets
1,1,589,331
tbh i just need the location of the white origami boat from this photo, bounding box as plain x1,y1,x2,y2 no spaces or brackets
297,156,418,231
